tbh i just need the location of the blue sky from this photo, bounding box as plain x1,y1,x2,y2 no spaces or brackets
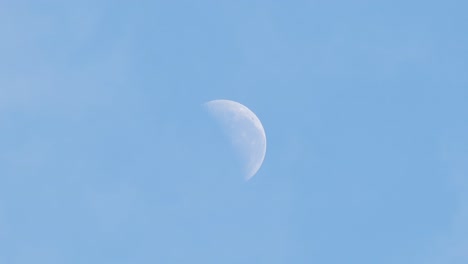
1,1,468,263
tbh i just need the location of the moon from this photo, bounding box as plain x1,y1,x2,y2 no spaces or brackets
204,99,267,181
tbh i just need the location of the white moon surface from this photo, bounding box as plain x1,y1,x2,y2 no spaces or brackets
204,99,267,181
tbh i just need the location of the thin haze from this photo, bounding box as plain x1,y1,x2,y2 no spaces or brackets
1,1,468,263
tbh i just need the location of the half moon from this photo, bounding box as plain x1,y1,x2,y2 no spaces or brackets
204,99,267,181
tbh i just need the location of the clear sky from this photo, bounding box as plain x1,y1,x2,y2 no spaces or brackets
1,1,468,263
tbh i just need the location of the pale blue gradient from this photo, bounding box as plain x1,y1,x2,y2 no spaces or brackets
1,1,468,263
